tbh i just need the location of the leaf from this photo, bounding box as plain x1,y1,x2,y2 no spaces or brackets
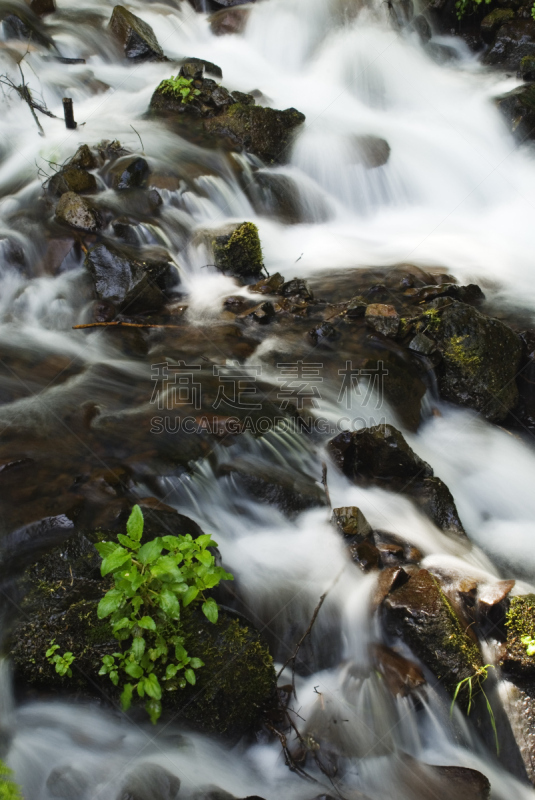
159,588,180,619
132,595,143,613
131,637,146,661
165,664,179,679
118,534,139,551
182,586,199,607
125,662,143,679
202,598,218,624
101,547,131,576
527,643,535,656
98,589,124,619
150,556,181,580
45,643,59,658
143,673,162,700
175,644,188,662
121,683,134,711
138,616,156,631
127,505,144,542
196,550,213,567
110,670,119,686
146,698,162,725
102,655,115,667
185,668,196,685
112,617,132,633
95,541,117,559
138,539,163,565
189,657,204,669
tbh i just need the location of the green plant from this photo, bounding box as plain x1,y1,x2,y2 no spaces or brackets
450,664,499,754
0,759,23,800
157,75,201,103
421,307,441,332
532,3,535,21
521,634,535,655
454,0,490,19
96,505,233,723
45,640,75,677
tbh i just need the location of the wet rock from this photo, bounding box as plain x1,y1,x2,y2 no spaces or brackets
84,243,174,312
484,19,535,72
55,192,101,233
481,8,515,42
108,5,164,61
30,0,56,16
253,172,306,224
424,41,459,64
497,83,535,142
215,0,256,5
383,568,482,701
373,530,423,566
412,13,431,43
349,538,381,572
209,6,251,35
203,104,306,165
328,425,465,535
520,55,535,80
425,298,522,422
212,221,264,279
372,566,410,608
110,156,150,190
395,759,491,800
46,766,90,799
345,295,368,318
237,301,275,324
2,11,52,47
308,321,340,345
250,272,285,295
332,506,372,538
179,57,223,80
354,135,391,168
47,166,97,197
478,579,515,637
408,332,436,355
281,278,314,303
513,329,535,429
150,74,233,119
500,594,535,679
371,643,426,697
404,282,484,305
365,303,400,337
117,763,180,800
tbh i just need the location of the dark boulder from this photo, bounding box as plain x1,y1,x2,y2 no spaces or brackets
30,0,55,16
84,243,174,312
497,82,535,142
179,57,223,80
365,303,400,337
480,8,515,43
212,221,264,279
2,10,52,48
110,156,150,190
55,192,101,233
483,19,535,71
203,103,306,165
353,135,390,168
371,643,426,697
328,424,465,535
425,298,522,422
117,764,180,800
47,167,97,197
519,55,535,81
69,144,98,170
108,5,164,61
383,568,482,702
209,6,251,35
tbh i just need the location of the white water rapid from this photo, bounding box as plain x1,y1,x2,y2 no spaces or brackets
1,0,535,797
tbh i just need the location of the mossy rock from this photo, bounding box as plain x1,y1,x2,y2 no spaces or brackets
48,167,97,198
480,8,514,42
383,568,482,705
496,83,535,142
425,298,522,422
108,4,164,61
212,221,264,279
484,19,535,72
500,594,535,679
203,103,305,165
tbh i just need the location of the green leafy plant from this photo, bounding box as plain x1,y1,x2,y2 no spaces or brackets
0,759,23,800
96,505,233,723
521,634,535,655
157,75,201,103
454,0,490,19
450,664,499,754
45,640,75,677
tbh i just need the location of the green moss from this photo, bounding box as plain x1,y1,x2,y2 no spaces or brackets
506,594,535,640
422,307,441,331
444,335,482,370
213,221,264,279
435,578,482,671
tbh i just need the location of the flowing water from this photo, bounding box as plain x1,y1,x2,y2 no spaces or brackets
1,0,535,797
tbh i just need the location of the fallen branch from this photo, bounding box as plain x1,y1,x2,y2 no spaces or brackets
0,65,58,136
321,461,332,508
265,722,317,782
73,322,183,330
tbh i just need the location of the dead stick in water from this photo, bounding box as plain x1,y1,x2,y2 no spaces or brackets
321,461,332,508
63,97,77,129
73,322,182,330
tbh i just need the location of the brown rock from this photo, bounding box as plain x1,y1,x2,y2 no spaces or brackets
365,303,400,337
55,192,101,233
371,643,426,697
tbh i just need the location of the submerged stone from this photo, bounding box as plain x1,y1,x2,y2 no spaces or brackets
110,156,150,190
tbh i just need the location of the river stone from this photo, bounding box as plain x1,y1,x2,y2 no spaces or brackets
354,135,390,168
520,55,535,81
328,424,466,535
46,766,90,799
383,568,482,702
371,643,426,697
30,0,56,16
496,83,535,142
332,506,372,538
203,103,306,165
365,303,400,337
55,192,101,232
2,11,52,47
48,167,97,197
110,156,150,190
483,19,535,71
425,298,522,422
69,144,97,170
84,243,173,312
212,221,264,279
179,57,223,79
117,764,180,800
480,8,514,42
108,5,164,61
209,6,251,35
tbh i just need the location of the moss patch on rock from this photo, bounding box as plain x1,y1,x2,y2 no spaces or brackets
500,594,535,679
212,221,264,279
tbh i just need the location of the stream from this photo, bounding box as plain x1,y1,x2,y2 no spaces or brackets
1,0,535,797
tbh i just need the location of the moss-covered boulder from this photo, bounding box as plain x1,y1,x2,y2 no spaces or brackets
424,298,522,421
480,8,514,42
383,569,482,702
484,19,535,72
496,83,535,143
500,594,535,679
10,525,276,738
108,5,164,61
212,221,264,279
203,103,305,165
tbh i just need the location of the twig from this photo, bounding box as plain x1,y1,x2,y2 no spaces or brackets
264,722,317,782
130,124,145,153
321,461,332,508
72,322,183,330
285,710,344,797
0,66,58,136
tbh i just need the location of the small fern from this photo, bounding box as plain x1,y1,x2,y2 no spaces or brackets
157,75,201,103
0,760,23,800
